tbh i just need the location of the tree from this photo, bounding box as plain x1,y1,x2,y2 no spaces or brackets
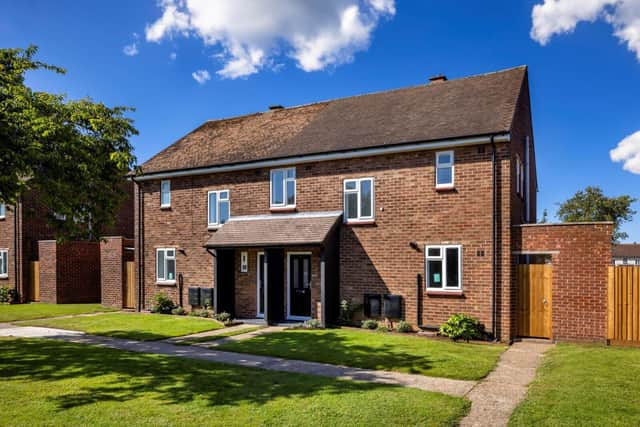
0,46,137,240
557,186,636,242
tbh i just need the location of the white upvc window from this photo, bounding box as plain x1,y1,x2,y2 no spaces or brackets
208,190,230,227
270,167,296,208
436,151,454,188
425,245,462,290
0,204,5,219
156,248,176,284
0,250,8,278
160,180,171,208
344,178,374,222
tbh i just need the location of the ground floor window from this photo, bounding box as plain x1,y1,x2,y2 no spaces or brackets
425,245,461,290
156,248,176,283
0,250,7,278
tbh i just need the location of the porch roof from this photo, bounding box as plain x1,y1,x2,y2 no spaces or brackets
204,211,342,248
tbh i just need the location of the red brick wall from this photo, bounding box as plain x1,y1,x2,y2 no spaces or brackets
512,223,613,342
38,241,58,303
101,237,125,308
0,204,17,294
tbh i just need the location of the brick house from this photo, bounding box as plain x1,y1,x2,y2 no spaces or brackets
612,243,640,265
0,183,134,304
134,66,612,342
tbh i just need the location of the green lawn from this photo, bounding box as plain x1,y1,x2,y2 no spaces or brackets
0,338,469,426
219,328,505,381
20,312,224,341
510,344,640,426
0,303,115,322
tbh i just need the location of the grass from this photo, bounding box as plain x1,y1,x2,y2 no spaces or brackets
20,312,224,341
510,343,640,426
0,303,115,322
176,326,264,345
219,328,505,381
0,338,469,426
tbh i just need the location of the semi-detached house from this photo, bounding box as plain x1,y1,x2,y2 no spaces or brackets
135,66,543,342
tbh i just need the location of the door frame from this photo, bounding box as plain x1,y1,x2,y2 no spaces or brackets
516,263,553,339
256,251,265,318
286,251,312,321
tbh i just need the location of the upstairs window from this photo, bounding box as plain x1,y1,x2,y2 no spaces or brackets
344,178,374,222
156,248,176,283
0,204,5,219
436,151,454,188
208,190,230,227
270,168,296,208
160,180,171,208
426,245,462,290
0,250,8,278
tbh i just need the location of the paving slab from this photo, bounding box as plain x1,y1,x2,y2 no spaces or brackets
165,323,249,343
459,339,553,427
203,325,285,347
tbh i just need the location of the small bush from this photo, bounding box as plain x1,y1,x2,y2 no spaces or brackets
439,313,482,342
303,319,323,329
361,319,379,330
171,307,187,316
0,286,11,303
396,320,413,333
215,311,231,323
151,293,175,314
376,324,390,333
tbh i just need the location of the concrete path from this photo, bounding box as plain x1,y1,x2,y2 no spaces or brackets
203,325,284,347
165,323,253,344
0,326,475,397
460,339,553,427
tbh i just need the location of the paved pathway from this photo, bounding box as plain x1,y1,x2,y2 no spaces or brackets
165,323,254,343
460,339,553,427
0,325,475,397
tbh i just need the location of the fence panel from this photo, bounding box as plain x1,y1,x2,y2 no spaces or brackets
608,266,640,346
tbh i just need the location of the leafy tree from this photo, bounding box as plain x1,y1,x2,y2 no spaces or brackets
557,186,636,242
0,46,137,240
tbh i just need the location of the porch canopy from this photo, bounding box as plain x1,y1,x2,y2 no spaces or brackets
204,211,342,248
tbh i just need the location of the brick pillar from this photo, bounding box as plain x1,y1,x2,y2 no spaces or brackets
38,240,58,303
101,237,124,308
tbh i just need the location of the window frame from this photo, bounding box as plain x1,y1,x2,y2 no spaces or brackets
270,167,296,208
160,180,171,208
343,177,375,223
425,244,462,291
0,250,8,278
156,248,176,284
435,150,455,189
207,189,230,228
0,203,5,219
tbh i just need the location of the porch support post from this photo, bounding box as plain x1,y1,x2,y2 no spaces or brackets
320,250,326,327
213,249,218,314
263,252,269,325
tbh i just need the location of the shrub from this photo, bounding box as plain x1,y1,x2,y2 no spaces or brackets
376,324,390,333
171,307,187,316
151,293,175,314
215,311,231,323
361,319,378,330
396,320,413,333
303,319,323,329
0,286,11,303
439,313,482,342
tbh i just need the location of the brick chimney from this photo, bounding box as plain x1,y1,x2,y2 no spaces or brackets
429,74,447,84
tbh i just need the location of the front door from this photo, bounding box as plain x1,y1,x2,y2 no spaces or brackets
516,264,552,338
257,252,265,317
216,249,236,317
288,254,311,319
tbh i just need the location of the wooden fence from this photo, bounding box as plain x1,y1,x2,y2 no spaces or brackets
608,266,640,346
124,261,135,309
29,261,40,302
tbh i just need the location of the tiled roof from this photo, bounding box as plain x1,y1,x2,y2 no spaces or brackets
612,244,640,258
204,212,342,248
142,66,527,174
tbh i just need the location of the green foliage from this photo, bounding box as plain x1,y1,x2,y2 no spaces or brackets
0,286,11,303
361,319,379,330
0,46,138,241
151,293,175,314
439,313,482,342
557,186,636,242
171,307,186,316
190,309,213,318
215,311,231,323
303,319,323,329
339,298,360,324
396,320,413,333
376,324,390,333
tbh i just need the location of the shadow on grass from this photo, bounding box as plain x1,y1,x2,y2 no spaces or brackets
0,338,435,411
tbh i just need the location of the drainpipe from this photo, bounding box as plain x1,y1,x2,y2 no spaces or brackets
13,199,20,300
491,136,498,340
133,177,144,312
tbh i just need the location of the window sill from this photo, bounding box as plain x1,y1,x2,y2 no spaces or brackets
270,206,297,213
160,205,171,210
0,217,5,221
345,219,376,226
426,289,463,296
0,275,8,280
435,185,455,192
208,224,223,231
156,281,176,287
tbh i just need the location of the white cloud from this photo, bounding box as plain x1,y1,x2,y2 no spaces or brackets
123,32,140,56
144,0,395,78
191,69,211,84
169,52,177,60
611,130,640,173
531,0,640,61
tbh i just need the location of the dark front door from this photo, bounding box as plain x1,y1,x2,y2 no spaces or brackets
257,253,265,317
216,249,235,317
266,249,285,323
289,254,311,318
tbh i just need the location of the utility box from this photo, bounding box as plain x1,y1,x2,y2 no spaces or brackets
383,294,402,319
200,287,214,308
188,287,201,306
364,294,382,318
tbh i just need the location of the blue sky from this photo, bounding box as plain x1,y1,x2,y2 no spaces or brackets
1,0,639,241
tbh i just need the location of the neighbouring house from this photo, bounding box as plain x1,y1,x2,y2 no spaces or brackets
0,184,134,304
133,66,613,342
612,243,640,265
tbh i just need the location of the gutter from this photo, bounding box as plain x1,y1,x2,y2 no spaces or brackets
135,133,511,181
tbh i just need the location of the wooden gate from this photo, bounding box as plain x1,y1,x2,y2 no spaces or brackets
608,266,640,346
29,261,40,302
124,261,135,309
516,264,553,339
